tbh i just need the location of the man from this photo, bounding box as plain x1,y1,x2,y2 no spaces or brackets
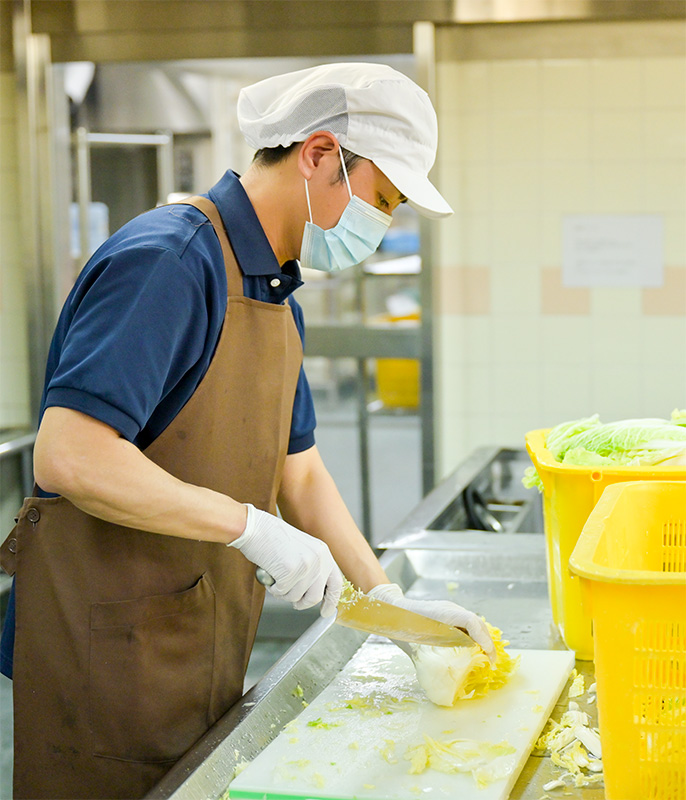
0,63,494,799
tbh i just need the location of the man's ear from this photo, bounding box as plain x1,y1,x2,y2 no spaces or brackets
298,132,339,180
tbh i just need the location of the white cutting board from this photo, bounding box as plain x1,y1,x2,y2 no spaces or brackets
229,643,574,800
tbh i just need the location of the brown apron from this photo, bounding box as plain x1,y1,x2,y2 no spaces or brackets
0,196,303,800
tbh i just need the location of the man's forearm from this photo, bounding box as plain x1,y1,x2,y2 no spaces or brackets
34,407,247,544
277,446,388,592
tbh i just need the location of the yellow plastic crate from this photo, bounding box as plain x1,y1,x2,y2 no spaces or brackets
570,481,686,800
525,429,686,660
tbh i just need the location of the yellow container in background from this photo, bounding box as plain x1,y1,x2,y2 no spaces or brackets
525,428,686,660
569,481,686,800
376,358,420,408
374,312,420,408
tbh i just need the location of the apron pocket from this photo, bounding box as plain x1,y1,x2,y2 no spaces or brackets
89,573,216,763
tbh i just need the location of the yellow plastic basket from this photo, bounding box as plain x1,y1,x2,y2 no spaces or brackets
569,481,686,800
525,429,686,660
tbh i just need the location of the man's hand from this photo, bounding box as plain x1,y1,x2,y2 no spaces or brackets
368,583,496,663
230,504,343,617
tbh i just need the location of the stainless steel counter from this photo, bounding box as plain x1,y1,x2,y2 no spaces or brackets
146,531,602,800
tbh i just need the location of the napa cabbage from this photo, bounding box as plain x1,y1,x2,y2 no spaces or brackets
410,622,518,707
524,411,686,491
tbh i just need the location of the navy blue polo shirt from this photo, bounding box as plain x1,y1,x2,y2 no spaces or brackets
0,170,316,678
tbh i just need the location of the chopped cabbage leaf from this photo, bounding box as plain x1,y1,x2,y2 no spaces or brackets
522,465,544,491
410,622,519,707
535,698,604,789
567,672,585,698
405,735,516,787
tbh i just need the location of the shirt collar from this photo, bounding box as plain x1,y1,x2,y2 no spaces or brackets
208,170,301,281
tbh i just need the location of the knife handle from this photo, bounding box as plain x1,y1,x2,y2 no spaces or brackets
255,567,276,587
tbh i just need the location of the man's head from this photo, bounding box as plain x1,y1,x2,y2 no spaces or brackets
238,62,452,220
252,141,365,187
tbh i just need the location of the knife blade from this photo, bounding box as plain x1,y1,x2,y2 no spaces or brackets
335,591,477,648
255,568,477,649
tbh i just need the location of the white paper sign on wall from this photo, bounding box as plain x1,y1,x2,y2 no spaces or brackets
562,214,664,288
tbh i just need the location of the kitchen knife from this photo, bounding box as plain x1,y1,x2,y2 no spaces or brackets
255,568,478,649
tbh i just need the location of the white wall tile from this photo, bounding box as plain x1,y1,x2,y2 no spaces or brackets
490,271,540,316
492,364,542,416
437,61,462,114
643,58,686,110
639,317,686,367
541,363,592,422
541,163,592,213
664,213,686,264
542,111,591,161
540,212,563,265
590,364,642,419
460,164,492,213
541,60,591,110
639,365,686,417
491,411,547,449
492,111,542,162
643,110,686,160
491,60,540,111
589,162,644,213
491,314,541,363
490,212,541,266
458,213,492,266
590,288,642,317
591,111,643,160
591,58,642,110
590,316,643,366
457,62,492,113
644,162,686,213
460,316,494,365
458,112,492,162
540,317,593,365
462,364,493,415
491,163,540,212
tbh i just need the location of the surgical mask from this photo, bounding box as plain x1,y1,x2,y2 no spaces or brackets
299,150,392,272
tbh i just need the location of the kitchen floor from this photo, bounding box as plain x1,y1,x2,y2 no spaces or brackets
0,394,421,799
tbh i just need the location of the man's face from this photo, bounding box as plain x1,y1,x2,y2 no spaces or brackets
308,152,406,230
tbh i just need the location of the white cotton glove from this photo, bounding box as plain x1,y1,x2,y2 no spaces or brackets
367,583,496,664
229,504,343,617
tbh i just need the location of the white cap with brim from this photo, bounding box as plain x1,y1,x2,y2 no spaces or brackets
237,62,453,219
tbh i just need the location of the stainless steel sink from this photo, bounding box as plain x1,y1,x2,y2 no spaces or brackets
379,446,543,547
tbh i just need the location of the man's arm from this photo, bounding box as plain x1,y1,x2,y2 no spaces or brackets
277,445,388,592
277,446,495,656
34,406,248,542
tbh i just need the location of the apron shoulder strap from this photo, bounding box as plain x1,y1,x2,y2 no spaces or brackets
175,196,244,297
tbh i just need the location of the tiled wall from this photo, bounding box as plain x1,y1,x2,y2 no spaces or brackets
0,68,31,430
432,21,686,477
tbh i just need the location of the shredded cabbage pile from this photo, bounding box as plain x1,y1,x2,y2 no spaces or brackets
524,409,686,491
410,622,519,707
405,735,516,788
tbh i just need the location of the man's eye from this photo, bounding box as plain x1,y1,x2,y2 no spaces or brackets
378,196,390,209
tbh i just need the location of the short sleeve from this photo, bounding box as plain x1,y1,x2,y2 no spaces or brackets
43,246,211,442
